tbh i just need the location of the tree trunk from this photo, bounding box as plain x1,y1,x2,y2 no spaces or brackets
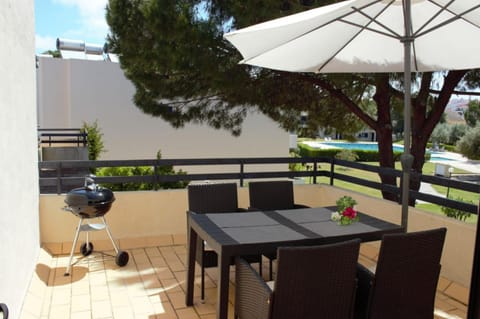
373,75,398,202
407,70,468,205
308,71,467,205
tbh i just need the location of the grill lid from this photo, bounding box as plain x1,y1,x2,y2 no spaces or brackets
65,187,115,207
64,175,115,218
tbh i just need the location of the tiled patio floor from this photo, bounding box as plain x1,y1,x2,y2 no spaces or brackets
20,240,469,319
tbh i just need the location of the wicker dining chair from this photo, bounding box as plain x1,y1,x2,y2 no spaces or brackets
248,180,309,211
235,239,361,319
354,227,447,319
187,183,262,301
248,180,310,279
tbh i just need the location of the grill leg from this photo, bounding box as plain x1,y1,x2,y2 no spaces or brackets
65,218,84,276
102,216,120,254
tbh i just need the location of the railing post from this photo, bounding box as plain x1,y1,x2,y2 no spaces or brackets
330,158,335,186
240,161,244,187
153,163,159,190
313,159,317,184
56,161,62,194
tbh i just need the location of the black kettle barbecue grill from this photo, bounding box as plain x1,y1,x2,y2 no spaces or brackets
63,175,129,276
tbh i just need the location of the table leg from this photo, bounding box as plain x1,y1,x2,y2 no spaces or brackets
217,252,230,319
186,225,197,306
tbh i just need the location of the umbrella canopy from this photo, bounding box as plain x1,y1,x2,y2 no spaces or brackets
225,2,480,317
224,0,480,74
225,0,480,227
224,0,480,227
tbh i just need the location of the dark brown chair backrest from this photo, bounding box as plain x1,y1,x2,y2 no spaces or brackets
188,183,240,214
248,180,295,210
367,227,447,319
271,239,361,319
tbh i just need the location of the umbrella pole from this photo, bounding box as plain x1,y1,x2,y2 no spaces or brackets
400,0,414,230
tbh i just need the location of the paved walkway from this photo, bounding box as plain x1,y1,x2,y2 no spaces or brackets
430,151,480,174
420,151,480,200
420,182,446,199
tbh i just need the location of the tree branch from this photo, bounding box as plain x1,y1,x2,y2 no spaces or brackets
279,71,378,129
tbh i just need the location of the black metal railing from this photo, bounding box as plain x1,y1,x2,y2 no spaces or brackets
38,128,87,147
38,156,480,214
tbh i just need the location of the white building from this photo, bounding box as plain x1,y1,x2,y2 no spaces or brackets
0,1,39,318
36,54,290,162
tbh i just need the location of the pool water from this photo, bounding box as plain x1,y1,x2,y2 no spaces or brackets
303,141,459,162
429,156,453,161
307,141,404,152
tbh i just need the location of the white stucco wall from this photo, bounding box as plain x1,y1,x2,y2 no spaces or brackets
37,57,289,161
0,0,40,318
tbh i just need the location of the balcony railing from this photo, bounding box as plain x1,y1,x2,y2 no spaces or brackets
38,157,479,214
38,128,87,147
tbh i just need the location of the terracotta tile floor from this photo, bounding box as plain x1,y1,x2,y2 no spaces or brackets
20,241,469,319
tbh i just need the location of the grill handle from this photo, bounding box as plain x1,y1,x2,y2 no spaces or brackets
84,174,97,191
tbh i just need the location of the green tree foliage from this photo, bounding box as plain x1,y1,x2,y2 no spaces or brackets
42,50,61,58
106,0,478,202
81,120,106,160
430,123,468,146
430,123,450,145
449,123,469,145
456,125,480,160
464,100,480,127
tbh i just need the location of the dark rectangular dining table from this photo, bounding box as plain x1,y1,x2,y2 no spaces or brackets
185,206,404,319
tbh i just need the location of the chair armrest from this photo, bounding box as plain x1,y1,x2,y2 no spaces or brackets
355,263,374,319
235,257,272,319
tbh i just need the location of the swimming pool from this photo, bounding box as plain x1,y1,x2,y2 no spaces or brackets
303,141,460,162
303,141,405,152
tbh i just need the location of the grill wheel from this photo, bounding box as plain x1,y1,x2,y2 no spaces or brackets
116,250,129,266
80,242,94,256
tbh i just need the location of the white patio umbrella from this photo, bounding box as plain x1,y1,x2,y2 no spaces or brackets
224,0,480,229
225,2,480,316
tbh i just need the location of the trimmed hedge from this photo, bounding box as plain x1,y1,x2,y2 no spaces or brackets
298,143,409,162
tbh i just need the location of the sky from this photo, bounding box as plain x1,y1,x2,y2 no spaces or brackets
35,0,110,54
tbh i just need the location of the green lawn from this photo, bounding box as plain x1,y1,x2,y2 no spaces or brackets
301,160,478,224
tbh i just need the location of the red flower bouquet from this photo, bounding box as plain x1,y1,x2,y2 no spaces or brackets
331,196,360,225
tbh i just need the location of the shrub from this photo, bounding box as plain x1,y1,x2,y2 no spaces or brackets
288,150,303,171
81,120,106,160
441,198,472,222
335,149,359,162
297,143,402,162
96,150,189,191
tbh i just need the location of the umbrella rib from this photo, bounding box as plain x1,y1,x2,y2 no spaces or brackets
415,1,480,38
348,4,402,40
240,0,394,71
414,0,455,37
316,0,398,72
